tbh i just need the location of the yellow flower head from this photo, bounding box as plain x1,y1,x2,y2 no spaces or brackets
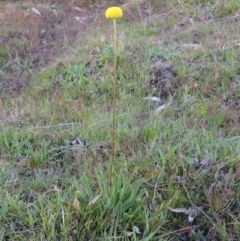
105,7,123,19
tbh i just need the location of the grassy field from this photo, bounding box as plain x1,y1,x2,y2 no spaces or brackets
0,0,240,240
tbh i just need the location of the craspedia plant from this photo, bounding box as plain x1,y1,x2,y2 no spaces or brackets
105,6,123,183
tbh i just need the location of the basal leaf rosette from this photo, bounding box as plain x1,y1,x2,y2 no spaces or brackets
105,7,123,19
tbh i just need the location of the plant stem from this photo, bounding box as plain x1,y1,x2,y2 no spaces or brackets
110,19,117,183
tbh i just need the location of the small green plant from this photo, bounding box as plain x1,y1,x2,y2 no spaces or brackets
72,169,149,239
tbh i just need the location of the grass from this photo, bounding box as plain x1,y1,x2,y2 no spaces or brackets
0,0,240,240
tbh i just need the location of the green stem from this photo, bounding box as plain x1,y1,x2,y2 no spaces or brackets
110,19,117,183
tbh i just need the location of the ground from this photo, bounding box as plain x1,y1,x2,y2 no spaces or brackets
0,0,103,96
0,0,240,240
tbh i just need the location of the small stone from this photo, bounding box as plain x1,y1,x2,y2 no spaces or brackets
72,229,77,236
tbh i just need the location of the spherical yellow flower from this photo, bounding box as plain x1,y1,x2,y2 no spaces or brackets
105,7,123,19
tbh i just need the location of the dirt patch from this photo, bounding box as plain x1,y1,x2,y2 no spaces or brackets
0,1,105,97
150,60,177,100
